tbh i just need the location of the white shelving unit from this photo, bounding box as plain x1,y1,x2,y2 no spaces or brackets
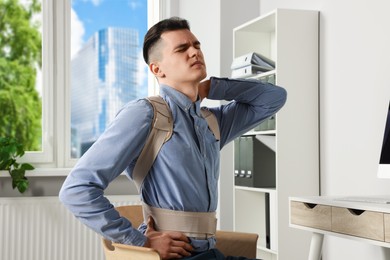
230,9,320,260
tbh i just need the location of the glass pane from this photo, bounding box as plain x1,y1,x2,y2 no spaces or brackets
0,0,43,151
71,0,148,158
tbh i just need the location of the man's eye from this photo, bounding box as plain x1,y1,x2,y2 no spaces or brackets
175,47,187,53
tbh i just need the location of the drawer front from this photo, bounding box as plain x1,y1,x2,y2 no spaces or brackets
332,206,384,241
385,214,390,242
290,201,331,231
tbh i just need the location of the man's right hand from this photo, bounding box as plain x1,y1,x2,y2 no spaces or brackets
144,217,193,259
198,79,211,101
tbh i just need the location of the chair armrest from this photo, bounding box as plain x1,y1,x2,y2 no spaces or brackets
215,230,259,259
102,238,161,260
112,243,161,259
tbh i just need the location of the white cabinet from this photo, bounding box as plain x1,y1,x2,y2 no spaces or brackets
230,9,319,260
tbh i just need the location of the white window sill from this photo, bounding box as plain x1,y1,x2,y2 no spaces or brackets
0,168,72,177
0,169,128,177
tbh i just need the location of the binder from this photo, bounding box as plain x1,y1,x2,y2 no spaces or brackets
234,136,247,186
234,135,276,188
239,136,248,180
254,115,276,131
265,193,271,249
230,52,275,71
234,138,241,184
258,192,271,249
231,64,268,78
245,136,253,179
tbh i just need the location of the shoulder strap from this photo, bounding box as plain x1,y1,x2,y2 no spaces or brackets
201,108,220,141
132,98,220,193
132,96,173,192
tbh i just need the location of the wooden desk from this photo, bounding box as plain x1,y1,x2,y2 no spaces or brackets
289,196,390,260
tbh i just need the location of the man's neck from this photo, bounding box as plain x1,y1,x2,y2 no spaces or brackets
160,80,199,102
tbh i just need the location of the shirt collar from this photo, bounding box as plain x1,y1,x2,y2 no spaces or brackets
159,85,202,116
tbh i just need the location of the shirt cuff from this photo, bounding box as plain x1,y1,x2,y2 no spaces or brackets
122,229,148,247
208,77,227,100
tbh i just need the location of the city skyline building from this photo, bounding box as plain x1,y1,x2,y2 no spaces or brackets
71,27,142,157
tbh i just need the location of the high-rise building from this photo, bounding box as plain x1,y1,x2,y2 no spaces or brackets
71,27,141,157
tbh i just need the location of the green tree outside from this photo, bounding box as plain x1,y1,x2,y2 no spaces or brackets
0,0,42,151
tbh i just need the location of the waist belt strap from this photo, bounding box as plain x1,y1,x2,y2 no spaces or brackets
142,203,217,239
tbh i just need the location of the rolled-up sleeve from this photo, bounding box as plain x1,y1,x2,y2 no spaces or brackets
59,99,153,246
207,77,287,147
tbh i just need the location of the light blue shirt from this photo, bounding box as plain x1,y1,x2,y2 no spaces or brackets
59,77,287,251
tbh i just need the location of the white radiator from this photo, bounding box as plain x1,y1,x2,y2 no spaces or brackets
0,195,141,260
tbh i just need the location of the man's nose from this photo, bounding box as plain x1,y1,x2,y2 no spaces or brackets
189,46,201,57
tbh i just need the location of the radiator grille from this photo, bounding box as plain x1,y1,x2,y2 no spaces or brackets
0,195,141,260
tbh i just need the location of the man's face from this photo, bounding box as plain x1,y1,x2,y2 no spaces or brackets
152,29,207,87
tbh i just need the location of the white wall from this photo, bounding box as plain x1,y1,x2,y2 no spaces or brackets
260,0,390,259
174,0,390,258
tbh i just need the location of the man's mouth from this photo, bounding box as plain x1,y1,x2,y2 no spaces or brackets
191,61,204,67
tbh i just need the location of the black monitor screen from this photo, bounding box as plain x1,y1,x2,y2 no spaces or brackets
380,102,390,164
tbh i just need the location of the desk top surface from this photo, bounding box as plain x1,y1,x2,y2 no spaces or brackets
290,195,390,213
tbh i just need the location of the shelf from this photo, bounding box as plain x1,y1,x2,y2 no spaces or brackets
243,129,276,136
228,9,320,260
234,10,276,33
257,245,278,255
235,186,276,194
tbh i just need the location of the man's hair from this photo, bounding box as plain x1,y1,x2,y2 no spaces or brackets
143,17,190,64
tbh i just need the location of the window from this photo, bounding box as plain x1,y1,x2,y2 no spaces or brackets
0,0,54,165
9,0,163,174
70,0,148,159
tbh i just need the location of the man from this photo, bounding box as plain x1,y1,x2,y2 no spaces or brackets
60,17,287,260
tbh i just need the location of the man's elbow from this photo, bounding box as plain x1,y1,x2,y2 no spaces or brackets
273,85,287,111
58,179,78,208
58,183,70,206
58,183,84,218
279,86,287,107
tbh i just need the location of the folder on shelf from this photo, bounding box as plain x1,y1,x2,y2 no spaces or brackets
234,136,247,186
234,138,241,182
231,52,275,71
231,64,268,78
245,136,254,179
239,136,248,178
234,136,276,188
259,73,276,85
254,115,276,131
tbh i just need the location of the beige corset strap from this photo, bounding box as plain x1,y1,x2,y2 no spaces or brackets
142,203,217,239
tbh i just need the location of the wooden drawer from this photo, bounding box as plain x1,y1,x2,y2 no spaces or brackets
332,206,384,241
290,201,331,231
385,214,390,242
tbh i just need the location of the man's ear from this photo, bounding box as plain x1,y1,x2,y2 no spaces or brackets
149,62,165,78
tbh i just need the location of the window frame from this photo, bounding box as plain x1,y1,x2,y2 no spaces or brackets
21,0,54,166
17,0,165,176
